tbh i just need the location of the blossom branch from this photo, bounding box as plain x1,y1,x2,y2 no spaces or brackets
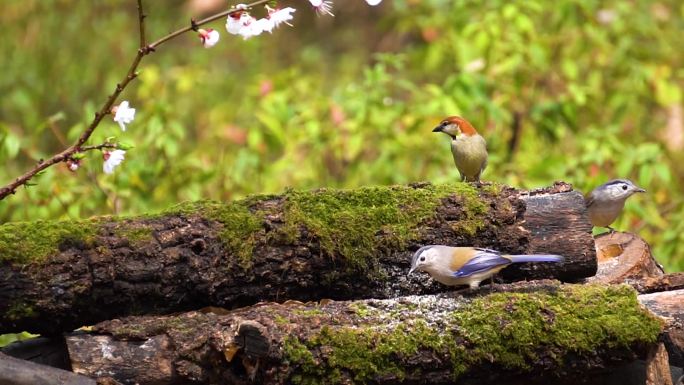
148,0,271,49
0,0,271,201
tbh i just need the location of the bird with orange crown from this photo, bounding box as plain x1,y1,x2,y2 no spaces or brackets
432,116,488,183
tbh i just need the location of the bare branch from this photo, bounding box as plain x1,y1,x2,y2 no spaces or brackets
0,0,273,201
137,0,147,48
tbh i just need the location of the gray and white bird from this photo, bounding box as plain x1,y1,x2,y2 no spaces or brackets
408,245,564,289
585,179,646,232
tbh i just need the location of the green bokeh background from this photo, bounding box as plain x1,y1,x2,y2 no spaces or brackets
0,0,682,271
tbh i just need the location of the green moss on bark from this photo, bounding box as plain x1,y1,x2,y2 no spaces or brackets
284,285,662,384
165,200,264,268
280,183,486,270
0,183,489,269
0,219,99,264
112,225,154,247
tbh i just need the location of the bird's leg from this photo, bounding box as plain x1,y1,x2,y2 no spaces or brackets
606,226,616,237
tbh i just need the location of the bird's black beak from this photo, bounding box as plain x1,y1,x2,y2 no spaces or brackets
432,126,443,133
635,187,646,193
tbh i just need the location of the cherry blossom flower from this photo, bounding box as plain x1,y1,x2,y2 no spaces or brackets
226,11,248,34
198,28,220,48
103,150,126,174
263,6,296,32
309,0,334,16
66,159,80,172
366,0,382,5
238,16,265,39
226,10,266,39
111,101,136,132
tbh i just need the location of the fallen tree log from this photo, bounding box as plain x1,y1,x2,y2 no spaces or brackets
64,282,660,385
639,289,684,368
0,182,595,334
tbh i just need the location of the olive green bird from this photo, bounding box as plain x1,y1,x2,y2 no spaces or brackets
432,116,488,183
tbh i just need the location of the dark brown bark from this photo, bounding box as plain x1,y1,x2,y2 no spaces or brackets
0,182,595,335
63,281,659,385
0,351,96,385
633,273,684,294
638,289,684,368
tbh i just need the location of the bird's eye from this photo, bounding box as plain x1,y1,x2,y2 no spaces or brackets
420,256,426,262
622,184,628,190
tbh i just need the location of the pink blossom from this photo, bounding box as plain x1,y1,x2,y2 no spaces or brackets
198,28,220,48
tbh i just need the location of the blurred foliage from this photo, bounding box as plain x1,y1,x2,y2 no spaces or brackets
0,0,683,271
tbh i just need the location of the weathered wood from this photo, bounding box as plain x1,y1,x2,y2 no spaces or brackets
639,289,684,368
645,343,673,385
0,351,96,385
0,182,595,335
589,232,665,285
1,336,72,370
632,273,684,294
65,282,659,385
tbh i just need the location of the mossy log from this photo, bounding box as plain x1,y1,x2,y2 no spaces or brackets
63,282,661,385
0,182,595,335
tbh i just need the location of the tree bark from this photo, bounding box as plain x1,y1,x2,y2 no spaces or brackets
638,289,684,368
644,343,673,385
0,182,595,335
0,352,96,385
64,281,660,385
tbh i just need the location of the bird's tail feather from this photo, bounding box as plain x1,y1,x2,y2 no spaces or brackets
508,255,564,263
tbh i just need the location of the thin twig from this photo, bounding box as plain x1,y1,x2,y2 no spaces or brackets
137,0,146,48
0,0,270,201
79,143,119,152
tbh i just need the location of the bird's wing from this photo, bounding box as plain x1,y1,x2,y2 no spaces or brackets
452,249,511,278
585,191,596,208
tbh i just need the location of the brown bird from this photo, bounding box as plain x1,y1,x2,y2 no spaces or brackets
432,116,488,182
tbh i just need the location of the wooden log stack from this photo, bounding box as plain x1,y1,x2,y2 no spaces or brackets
0,182,681,385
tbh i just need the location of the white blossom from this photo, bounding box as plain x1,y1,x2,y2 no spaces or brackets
309,0,334,16
112,101,136,132
198,28,220,48
103,150,126,174
238,16,265,39
226,11,266,39
226,12,246,34
366,0,382,5
266,6,296,31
